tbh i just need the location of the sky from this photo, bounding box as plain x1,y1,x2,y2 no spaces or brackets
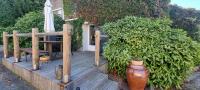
171,0,200,10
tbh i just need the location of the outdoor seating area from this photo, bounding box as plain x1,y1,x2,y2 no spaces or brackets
2,0,200,90
2,51,108,90
1,23,113,90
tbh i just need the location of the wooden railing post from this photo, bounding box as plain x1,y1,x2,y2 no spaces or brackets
43,36,47,51
62,23,72,83
13,31,20,62
3,32,8,58
95,30,100,66
32,28,39,70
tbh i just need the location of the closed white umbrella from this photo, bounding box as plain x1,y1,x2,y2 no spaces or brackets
44,0,55,32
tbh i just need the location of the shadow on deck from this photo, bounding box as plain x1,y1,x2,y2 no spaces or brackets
2,51,109,90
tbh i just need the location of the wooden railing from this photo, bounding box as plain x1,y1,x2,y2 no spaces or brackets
3,32,8,58
2,23,101,83
95,30,100,66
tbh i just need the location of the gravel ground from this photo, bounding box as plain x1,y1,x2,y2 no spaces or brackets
0,62,35,90
0,45,35,90
183,68,200,90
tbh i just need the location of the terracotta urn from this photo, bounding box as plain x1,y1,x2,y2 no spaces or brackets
126,60,148,90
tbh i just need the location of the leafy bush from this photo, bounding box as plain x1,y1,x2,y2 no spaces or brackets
103,16,200,89
1,11,64,49
15,11,64,33
0,27,19,51
0,27,6,44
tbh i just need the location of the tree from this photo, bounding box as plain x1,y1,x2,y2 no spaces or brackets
0,0,45,27
0,0,16,27
169,5,200,42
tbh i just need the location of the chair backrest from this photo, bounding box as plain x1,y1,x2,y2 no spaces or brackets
48,36,57,41
48,36,61,52
100,36,108,55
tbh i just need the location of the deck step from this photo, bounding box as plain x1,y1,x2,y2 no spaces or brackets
76,71,108,90
98,80,119,90
72,70,119,90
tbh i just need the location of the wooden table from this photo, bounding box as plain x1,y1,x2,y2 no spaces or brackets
20,48,48,61
39,41,63,59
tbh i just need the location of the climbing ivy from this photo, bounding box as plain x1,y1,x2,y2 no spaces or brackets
73,0,170,25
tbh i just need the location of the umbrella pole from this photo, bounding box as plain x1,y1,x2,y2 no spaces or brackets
44,36,47,51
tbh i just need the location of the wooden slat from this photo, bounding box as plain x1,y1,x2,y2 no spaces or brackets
32,28,39,70
6,34,12,37
100,35,108,38
95,30,100,66
3,32,8,58
37,32,63,36
63,23,72,83
17,33,32,37
13,31,20,62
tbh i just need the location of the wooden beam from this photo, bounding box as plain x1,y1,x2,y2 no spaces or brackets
13,31,20,62
3,32,8,58
95,30,100,66
37,32,63,36
43,36,47,51
32,28,39,70
62,23,72,83
17,33,32,37
6,34,12,37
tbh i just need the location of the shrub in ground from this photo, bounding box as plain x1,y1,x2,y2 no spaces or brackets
1,11,64,49
103,16,200,89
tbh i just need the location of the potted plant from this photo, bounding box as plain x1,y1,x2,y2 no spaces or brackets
126,59,148,90
40,55,50,62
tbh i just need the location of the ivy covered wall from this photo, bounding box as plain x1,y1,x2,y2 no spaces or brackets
63,0,171,25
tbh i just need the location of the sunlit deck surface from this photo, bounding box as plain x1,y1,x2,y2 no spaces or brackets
2,51,108,90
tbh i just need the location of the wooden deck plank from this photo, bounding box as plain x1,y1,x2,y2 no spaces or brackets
2,51,108,90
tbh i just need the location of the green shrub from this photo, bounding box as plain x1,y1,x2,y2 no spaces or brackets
2,11,64,49
0,27,6,44
103,16,200,89
0,27,18,51
15,11,64,33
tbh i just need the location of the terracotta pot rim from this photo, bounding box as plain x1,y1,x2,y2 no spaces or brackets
40,56,50,61
131,60,143,65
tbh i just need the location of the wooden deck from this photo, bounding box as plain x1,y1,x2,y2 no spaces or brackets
2,51,120,90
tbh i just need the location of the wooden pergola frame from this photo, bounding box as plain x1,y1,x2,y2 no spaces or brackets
2,23,101,83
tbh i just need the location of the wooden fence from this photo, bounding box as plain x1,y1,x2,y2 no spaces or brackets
2,23,101,83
